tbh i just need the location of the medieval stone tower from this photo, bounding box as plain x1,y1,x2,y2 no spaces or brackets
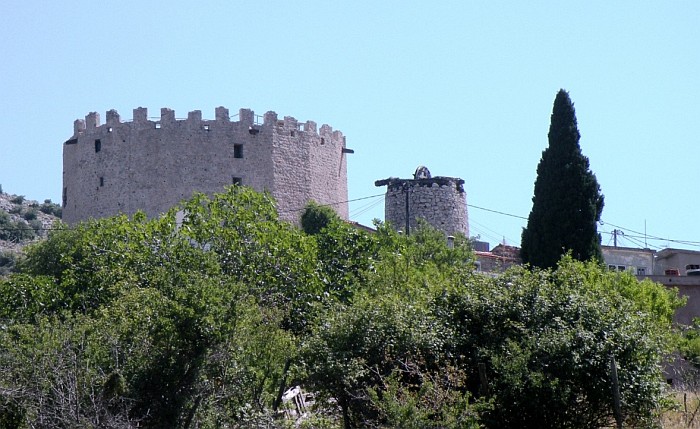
62,107,351,224
375,166,468,237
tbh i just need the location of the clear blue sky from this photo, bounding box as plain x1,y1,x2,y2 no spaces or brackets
1,1,699,250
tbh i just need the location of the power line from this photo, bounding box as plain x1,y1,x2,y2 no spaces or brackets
469,217,518,245
467,204,528,220
350,197,383,218
600,220,700,249
279,193,385,214
5,193,700,251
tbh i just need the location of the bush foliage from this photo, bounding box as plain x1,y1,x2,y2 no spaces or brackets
0,211,36,243
0,186,682,428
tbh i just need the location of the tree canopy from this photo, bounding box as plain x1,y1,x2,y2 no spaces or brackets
521,89,605,269
0,186,682,428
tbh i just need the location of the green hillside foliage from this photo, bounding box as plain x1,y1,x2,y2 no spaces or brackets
0,186,682,428
0,211,35,243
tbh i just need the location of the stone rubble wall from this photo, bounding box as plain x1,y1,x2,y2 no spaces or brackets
62,107,349,225
383,178,468,237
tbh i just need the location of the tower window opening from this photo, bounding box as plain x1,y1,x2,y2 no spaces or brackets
95,139,101,153
234,144,243,159
232,176,242,185
100,177,104,187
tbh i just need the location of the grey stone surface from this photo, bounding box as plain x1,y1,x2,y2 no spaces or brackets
63,107,349,225
376,171,468,237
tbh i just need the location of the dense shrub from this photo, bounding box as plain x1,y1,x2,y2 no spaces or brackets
39,200,62,218
28,219,43,235
22,209,37,221
301,201,339,235
0,187,682,429
0,251,18,277
437,258,680,428
0,212,36,242
10,195,24,205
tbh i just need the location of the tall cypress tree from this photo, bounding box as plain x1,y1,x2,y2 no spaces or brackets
521,90,604,269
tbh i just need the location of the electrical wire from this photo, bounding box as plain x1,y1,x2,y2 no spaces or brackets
600,220,700,249
279,193,385,214
4,192,700,251
350,197,383,219
469,217,518,245
467,203,528,220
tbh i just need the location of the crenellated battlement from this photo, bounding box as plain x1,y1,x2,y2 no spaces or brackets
63,105,351,225
71,107,343,142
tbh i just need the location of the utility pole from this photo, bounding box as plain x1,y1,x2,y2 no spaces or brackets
612,229,624,247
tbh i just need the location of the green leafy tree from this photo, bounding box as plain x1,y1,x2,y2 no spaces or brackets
1,186,318,427
521,89,604,269
302,291,451,429
312,218,379,303
303,223,477,428
301,201,339,235
437,257,680,428
0,186,681,428
179,186,322,333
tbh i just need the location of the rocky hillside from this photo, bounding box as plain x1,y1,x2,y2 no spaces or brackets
0,187,62,274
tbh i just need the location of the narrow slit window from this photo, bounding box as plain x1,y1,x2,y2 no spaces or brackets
95,139,101,153
234,144,243,159
291,130,295,137
99,177,104,187
320,137,325,145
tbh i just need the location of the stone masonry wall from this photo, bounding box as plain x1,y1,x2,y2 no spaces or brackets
62,107,349,225
380,177,468,237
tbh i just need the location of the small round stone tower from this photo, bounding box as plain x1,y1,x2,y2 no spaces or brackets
375,166,468,237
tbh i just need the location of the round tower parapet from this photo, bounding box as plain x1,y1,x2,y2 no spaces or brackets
375,167,468,237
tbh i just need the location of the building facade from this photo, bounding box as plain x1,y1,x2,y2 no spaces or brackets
62,107,351,224
601,245,656,276
654,248,700,276
475,244,521,273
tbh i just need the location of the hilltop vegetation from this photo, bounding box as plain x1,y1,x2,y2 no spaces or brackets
0,185,61,276
0,186,683,428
